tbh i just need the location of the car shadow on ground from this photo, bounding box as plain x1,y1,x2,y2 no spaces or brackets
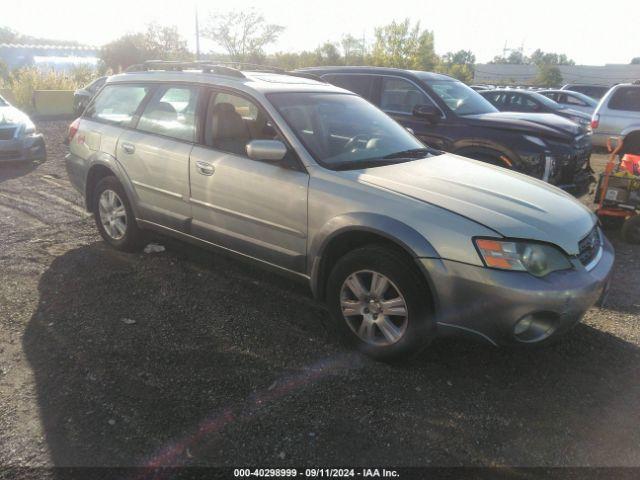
0,161,38,184
23,242,640,468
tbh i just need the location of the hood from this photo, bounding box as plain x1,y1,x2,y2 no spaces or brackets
0,105,29,126
357,153,596,255
464,111,585,140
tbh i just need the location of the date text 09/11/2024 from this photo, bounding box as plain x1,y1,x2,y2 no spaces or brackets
233,468,399,478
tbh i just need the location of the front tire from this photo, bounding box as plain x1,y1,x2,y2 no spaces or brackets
326,245,435,360
93,176,144,252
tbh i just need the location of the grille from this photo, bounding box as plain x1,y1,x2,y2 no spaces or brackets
578,227,602,267
0,127,16,140
558,149,590,184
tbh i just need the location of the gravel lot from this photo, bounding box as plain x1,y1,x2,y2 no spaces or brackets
1,121,640,469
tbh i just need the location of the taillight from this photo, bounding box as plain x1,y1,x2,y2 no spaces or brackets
65,118,80,145
590,113,600,130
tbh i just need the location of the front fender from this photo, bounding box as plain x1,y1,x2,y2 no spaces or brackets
308,212,439,297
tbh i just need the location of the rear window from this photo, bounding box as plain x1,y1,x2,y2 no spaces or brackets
136,86,199,142
608,87,640,112
85,84,150,126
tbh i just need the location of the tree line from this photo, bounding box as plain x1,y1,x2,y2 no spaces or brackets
4,11,628,89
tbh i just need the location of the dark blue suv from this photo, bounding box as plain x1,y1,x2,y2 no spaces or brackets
300,67,593,191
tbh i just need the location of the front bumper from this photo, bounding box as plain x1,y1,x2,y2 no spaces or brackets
421,236,614,345
0,134,46,163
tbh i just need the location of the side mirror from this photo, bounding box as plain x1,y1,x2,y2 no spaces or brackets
412,104,440,122
246,139,287,162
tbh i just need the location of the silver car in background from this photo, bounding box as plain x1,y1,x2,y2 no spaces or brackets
538,89,598,115
0,95,46,164
591,83,640,148
65,62,613,360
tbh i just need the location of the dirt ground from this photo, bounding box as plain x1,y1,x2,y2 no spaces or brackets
1,121,639,470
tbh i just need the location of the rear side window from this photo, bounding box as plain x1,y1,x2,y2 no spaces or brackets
323,74,376,100
608,87,640,112
566,94,587,106
136,86,200,142
85,84,149,126
380,77,431,114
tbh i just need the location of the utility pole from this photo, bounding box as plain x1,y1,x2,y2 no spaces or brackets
195,5,201,60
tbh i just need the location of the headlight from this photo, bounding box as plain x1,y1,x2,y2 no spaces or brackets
22,119,36,135
474,238,572,277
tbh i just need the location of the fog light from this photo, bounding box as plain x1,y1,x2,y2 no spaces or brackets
514,316,533,335
513,312,558,343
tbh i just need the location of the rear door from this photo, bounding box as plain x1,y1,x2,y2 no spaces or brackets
601,87,640,137
69,83,151,191
116,84,200,232
188,88,309,273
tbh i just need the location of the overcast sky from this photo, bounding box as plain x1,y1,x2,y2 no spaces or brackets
3,0,639,65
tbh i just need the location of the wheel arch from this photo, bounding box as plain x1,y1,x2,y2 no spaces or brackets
309,213,439,302
453,144,516,169
84,156,139,218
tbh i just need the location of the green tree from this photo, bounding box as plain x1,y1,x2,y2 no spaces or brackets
341,34,365,65
100,33,148,72
203,9,284,62
315,42,342,66
490,50,526,64
143,23,191,61
439,49,476,82
529,49,574,66
0,60,9,82
0,26,19,43
535,64,563,87
371,19,438,70
100,24,191,72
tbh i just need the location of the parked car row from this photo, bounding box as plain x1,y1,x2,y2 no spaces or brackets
64,62,614,360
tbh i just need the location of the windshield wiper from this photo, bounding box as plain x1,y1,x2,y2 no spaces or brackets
332,159,403,171
382,148,435,159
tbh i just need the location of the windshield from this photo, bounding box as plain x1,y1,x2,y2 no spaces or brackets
530,91,567,110
267,92,432,170
426,79,498,115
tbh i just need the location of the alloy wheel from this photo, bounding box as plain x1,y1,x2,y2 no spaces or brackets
98,189,127,240
340,270,409,346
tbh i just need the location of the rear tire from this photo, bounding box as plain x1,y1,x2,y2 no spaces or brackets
326,245,435,361
93,176,145,252
622,215,640,244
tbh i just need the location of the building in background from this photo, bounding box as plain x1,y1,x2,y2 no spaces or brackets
0,44,100,72
474,64,640,86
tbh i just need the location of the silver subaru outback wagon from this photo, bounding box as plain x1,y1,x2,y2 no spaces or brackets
65,62,614,360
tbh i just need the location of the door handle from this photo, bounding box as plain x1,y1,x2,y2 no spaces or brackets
121,142,135,154
195,160,215,176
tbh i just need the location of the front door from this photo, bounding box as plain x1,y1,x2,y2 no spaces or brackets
377,76,456,151
189,89,309,273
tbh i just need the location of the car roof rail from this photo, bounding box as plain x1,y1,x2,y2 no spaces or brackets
125,60,246,78
206,61,327,83
124,60,326,83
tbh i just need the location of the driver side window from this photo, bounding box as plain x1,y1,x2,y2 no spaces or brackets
380,77,432,115
204,91,281,157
